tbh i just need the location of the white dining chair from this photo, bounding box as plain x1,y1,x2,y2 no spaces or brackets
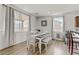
42,34,52,52
36,37,44,54
36,33,52,54
27,32,37,53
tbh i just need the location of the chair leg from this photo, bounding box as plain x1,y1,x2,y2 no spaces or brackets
33,45,35,53
45,43,47,52
71,41,73,55
39,43,41,54
27,45,29,51
27,41,29,51
78,43,79,46
76,43,77,49
68,40,70,53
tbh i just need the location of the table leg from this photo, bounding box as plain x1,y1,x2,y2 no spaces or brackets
39,39,41,54
76,43,77,49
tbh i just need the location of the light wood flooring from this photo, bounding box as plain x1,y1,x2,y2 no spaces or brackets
0,40,79,55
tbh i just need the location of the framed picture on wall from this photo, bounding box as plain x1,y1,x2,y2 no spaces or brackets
41,20,47,26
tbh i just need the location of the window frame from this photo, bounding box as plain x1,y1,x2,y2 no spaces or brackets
53,16,64,33
14,10,30,32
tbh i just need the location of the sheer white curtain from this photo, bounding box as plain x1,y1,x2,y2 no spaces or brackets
5,6,14,46
0,5,14,49
0,5,6,49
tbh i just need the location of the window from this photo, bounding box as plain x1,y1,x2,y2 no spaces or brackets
22,14,29,31
14,10,29,32
53,16,63,33
14,20,23,32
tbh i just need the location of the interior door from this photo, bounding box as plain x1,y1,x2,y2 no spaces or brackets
75,16,79,27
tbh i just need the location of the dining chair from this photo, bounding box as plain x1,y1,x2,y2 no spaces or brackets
69,31,79,55
36,33,51,54
65,31,71,53
42,35,52,52
27,32,37,53
36,36,45,54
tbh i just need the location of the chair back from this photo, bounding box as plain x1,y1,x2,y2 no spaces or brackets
42,33,51,42
65,31,71,45
66,31,74,44
65,31,79,54
69,31,73,42
26,32,36,45
30,34,36,43
69,31,79,43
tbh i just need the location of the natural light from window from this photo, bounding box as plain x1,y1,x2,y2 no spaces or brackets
53,16,63,33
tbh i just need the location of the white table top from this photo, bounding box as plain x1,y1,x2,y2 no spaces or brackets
34,32,48,36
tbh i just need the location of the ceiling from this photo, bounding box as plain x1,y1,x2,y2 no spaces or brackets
13,4,79,16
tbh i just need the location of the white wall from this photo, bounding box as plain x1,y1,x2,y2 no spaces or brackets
64,10,79,31
36,17,52,36
30,16,37,31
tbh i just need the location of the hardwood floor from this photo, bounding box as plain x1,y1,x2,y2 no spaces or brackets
43,40,69,55
0,40,78,55
0,41,28,55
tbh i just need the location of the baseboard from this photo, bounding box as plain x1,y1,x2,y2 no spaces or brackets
0,46,11,51
0,40,27,51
